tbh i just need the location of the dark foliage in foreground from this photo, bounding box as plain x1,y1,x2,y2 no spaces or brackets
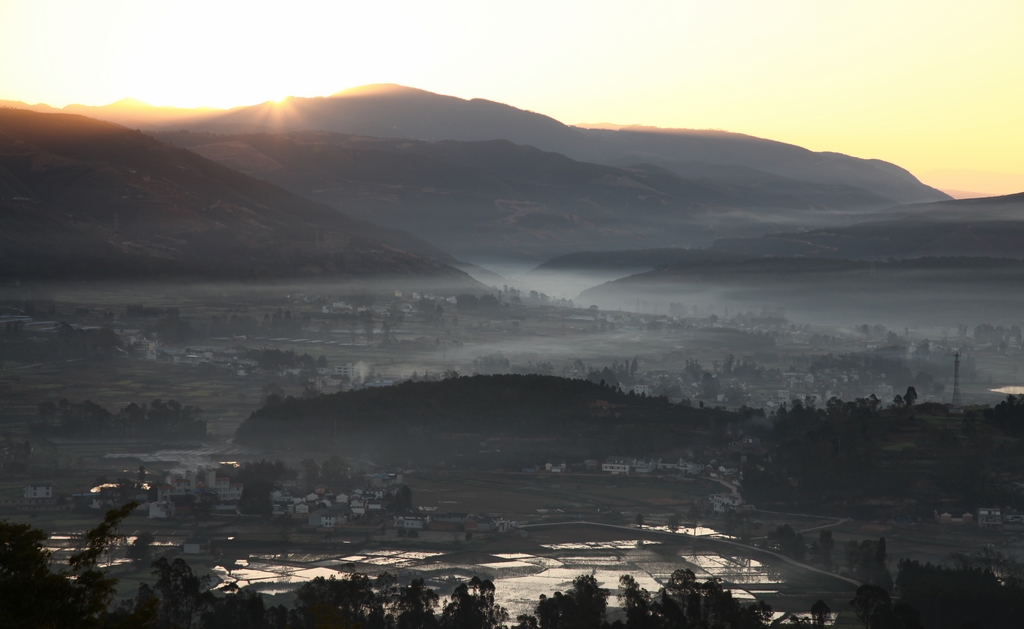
896,558,1024,629
0,503,152,629
20,508,1024,628
112,566,779,629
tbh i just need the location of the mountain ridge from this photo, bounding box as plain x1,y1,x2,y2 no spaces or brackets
4,85,948,206
0,109,479,285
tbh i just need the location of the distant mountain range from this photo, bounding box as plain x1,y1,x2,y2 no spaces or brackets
0,109,477,284
525,192,1024,315
3,85,948,208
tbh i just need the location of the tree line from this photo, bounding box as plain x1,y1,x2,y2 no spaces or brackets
33,398,206,439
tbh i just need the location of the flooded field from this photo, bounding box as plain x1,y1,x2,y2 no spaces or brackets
205,539,786,618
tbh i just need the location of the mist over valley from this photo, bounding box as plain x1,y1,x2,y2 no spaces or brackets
2,23,1024,627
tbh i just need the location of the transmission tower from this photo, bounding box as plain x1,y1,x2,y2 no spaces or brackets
951,350,963,409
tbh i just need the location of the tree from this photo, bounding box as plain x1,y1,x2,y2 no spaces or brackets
238,483,273,516
126,531,155,570
151,557,214,629
818,530,834,571
391,485,413,514
619,575,654,629
688,502,702,531
845,538,893,590
534,574,608,629
397,578,439,629
301,458,321,490
810,599,831,628
199,589,267,629
441,576,508,629
701,371,720,400
904,386,918,407
849,584,891,629
567,574,608,628
767,524,806,562
302,381,319,399
667,514,681,532
0,501,154,628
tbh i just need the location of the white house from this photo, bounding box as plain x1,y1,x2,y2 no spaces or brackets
308,509,337,528
633,460,659,474
602,458,633,475
149,500,175,519
334,363,360,378
24,483,52,499
710,493,743,513
978,507,1002,529
395,515,430,530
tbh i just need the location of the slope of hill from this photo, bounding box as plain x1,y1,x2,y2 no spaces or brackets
529,248,746,274
56,85,948,206
153,130,897,264
0,109,476,284
709,193,1024,259
234,374,711,462
520,248,750,297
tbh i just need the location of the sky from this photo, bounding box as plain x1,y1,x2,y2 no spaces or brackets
2,0,1023,195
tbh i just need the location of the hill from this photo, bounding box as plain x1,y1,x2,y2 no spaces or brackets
234,374,722,464
0,109,476,284
528,247,746,275
50,85,947,206
709,193,1024,259
521,248,749,297
152,130,900,264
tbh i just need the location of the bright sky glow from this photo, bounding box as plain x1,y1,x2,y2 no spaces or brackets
1,0,1022,194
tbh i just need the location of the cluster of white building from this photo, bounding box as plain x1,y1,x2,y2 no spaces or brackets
598,457,718,477
936,507,1024,529
148,468,244,519
393,512,516,533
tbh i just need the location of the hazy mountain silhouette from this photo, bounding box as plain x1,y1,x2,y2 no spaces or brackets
577,255,1024,325
0,109,476,283
153,130,902,264
709,193,1024,259
41,85,947,206
3,98,223,128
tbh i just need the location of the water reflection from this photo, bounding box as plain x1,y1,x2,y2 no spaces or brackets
208,539,785,618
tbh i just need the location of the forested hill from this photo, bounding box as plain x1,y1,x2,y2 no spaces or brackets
235,375,725,461
0,108,472,282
